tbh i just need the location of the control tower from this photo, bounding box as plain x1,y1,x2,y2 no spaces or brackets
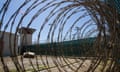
18,27,36,46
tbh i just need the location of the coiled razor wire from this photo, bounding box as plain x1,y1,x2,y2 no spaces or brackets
0,0,120,72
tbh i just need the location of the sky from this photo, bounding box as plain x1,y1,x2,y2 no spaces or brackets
0,0,97,44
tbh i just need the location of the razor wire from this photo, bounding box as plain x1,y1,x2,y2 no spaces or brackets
0,0,120,72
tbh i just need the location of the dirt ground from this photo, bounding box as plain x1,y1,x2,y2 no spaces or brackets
0,56,112,72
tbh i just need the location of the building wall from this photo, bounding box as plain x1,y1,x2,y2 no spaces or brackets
0,32,18,56
0,39,4,56
20,34,32,46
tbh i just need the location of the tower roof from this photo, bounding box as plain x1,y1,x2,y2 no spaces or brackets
18,27,36,34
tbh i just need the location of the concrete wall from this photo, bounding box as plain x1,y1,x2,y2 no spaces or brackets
0,39,3,56
0,32,18,56
20,34,32,46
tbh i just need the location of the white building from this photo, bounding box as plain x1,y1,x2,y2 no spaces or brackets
0,27,35,56
0,31,18,56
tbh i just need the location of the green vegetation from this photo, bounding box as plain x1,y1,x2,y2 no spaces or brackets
10,69,17,72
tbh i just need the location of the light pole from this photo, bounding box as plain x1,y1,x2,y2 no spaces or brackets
72,33,76,40
74,26,81,39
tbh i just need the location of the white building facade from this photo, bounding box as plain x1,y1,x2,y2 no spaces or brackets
0,32,18,56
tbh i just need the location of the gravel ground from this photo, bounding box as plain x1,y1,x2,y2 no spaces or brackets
0,56,111,72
